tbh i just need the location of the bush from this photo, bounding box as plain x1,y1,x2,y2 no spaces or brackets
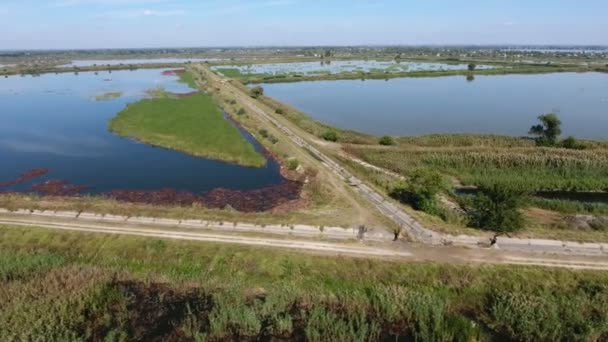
250,86,264,98
258,129,269,138
321,130,338,142
287,159,299,171
390,169,446,214
379,135,395,146
275,108,284,115
560,136,585,150
468,63,476,71
268,135,279,144
467,186,525,235
237,108,246,116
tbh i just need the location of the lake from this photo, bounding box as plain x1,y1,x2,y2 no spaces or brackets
60,58,223,68
213,60,495,76
261,72,608,139
0,69,285,196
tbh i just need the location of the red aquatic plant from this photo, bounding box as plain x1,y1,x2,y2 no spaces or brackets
161,69,186,76
30,180,91,196
0,168,49,188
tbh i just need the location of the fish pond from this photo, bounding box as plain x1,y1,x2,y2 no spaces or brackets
261,72,608,139
0,69,295,210
213,60,496,77
60,58,223,68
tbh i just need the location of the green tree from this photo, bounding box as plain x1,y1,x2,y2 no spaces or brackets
467,63,476,71
391,169,446,214
321,130,338,142
250,86,264,98
379,135,395,146
529,113,562,146
467,186,524,236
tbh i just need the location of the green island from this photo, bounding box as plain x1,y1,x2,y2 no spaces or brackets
108,91,266,168
1,226,607,341
94,91,123,101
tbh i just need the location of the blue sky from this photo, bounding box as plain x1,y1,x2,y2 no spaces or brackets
1,0,607,49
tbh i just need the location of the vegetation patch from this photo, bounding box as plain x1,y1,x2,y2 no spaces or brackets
347,143,608,192
109,93,266,167
94,91,123,101
1,226,607,341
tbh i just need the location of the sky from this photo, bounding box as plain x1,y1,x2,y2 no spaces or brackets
1,0,607,50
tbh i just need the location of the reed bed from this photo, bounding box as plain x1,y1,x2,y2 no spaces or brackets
347,145,608,191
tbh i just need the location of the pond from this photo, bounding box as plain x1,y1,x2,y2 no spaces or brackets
60,58,223,68
261,72,608,139
0,69,286,199
213,60,495,76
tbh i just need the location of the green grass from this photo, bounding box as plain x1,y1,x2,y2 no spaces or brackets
347,142,608,191
1,226,607,341
177,70,197,88
215,67,245,78
109,93,266,167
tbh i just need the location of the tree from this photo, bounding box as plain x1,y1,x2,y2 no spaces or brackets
529,113,562,146
467,63,476,71
250,86,264,98
379,135,395,146
390,169,446,214
321,130,338,142
467,186,524,237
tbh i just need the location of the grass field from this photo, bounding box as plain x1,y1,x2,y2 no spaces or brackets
346,138,608,192
1,225,607,341
109,92,266,167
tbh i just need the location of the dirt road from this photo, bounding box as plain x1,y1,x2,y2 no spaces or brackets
2,213,608,271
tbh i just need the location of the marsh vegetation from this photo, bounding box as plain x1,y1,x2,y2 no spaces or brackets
1,226,607,341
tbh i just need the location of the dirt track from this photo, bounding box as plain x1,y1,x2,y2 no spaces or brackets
2,213,608,271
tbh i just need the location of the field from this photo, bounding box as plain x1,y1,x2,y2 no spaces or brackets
1,225,607,341
346,140,608,192
108,92,266,168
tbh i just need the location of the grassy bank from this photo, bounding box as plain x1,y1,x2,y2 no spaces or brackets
1,225,607,341
109,92,266,167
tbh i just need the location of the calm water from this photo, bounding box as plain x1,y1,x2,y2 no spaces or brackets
261,73,608,139
213,60,495,76
0,69,284,194
61,58,223,68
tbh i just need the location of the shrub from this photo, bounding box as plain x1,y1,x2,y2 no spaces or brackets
467,186,525,235
560,136,585,150
390,169,446,214
379,135,395,146
468,63,476,71
287,159,299,171
321,130,338,142
250,86,264,98
258,129,269,138
237,108,246,116
275,108,285,115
